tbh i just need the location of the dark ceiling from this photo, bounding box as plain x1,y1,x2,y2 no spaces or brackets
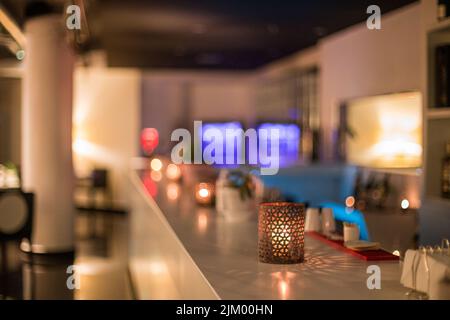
1,0,418,69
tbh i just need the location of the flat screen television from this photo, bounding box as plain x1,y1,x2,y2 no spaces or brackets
200,121,243,167
256,122,301,167
344,91,422,168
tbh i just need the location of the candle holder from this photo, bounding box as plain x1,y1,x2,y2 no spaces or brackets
258,202,305,264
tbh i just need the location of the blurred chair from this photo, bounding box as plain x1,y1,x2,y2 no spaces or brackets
0,190,34,242
76,168,114,208
89,169,112,208
75,169,126,239
0,190,34,299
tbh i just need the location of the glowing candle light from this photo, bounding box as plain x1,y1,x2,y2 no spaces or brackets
401,199,410,210
195,183,214,205
258,202,305,264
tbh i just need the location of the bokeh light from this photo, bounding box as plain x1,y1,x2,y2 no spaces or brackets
150,158,163,171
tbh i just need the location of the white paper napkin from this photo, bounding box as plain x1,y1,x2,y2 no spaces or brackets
401,249,450,299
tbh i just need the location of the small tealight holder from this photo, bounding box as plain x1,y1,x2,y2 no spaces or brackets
321,207,336,235
258,202,306,264
343,222,360,242
305,208,321,232
195,182,215,206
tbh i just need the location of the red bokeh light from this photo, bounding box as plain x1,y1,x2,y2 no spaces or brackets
140,128,159,155
142,172,158,197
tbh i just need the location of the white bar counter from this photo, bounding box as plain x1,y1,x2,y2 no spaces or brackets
129,170,408,300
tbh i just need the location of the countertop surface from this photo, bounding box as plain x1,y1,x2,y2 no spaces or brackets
135,170,408,299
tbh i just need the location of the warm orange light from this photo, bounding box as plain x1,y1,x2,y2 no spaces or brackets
197,212,208,233
259,202,305,264
272,224,291,249
166,183,179,201
271,271,295,300
346,92,422,168
150,158,163,171
151,170,162,182
401,199,410,210
166,164,181,180
195,183,214,205
345,196,356,208
198,188,209,198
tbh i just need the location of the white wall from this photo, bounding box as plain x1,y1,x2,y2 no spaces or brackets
190,79,255,125
258,4,422,161
70,3,422,205
141,71,256,155
73,68,141,205
319,3,421,160
140,77,186,154
73,69,253,204
258,46,319,79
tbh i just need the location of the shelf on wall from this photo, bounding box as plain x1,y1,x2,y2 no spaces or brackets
427,108,450,119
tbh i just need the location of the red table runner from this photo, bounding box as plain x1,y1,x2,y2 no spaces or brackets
306,231,400,261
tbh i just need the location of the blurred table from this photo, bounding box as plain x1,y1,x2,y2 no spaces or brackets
129,170,408,299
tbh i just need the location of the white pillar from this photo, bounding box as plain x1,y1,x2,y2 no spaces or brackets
21,14,75,253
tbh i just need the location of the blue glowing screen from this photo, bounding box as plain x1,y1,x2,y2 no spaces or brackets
201,122,243,166
257,123,300,166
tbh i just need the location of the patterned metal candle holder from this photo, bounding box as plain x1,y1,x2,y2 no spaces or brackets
258,202,306,264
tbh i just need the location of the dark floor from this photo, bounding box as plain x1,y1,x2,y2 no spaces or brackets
0,211,132,300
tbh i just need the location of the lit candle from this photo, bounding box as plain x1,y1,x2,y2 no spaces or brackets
401,199,410,210
195,182,214,205
259,202,305,264
271,224,291,255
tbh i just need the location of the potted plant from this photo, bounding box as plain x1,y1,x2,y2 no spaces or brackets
216,170,255,221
